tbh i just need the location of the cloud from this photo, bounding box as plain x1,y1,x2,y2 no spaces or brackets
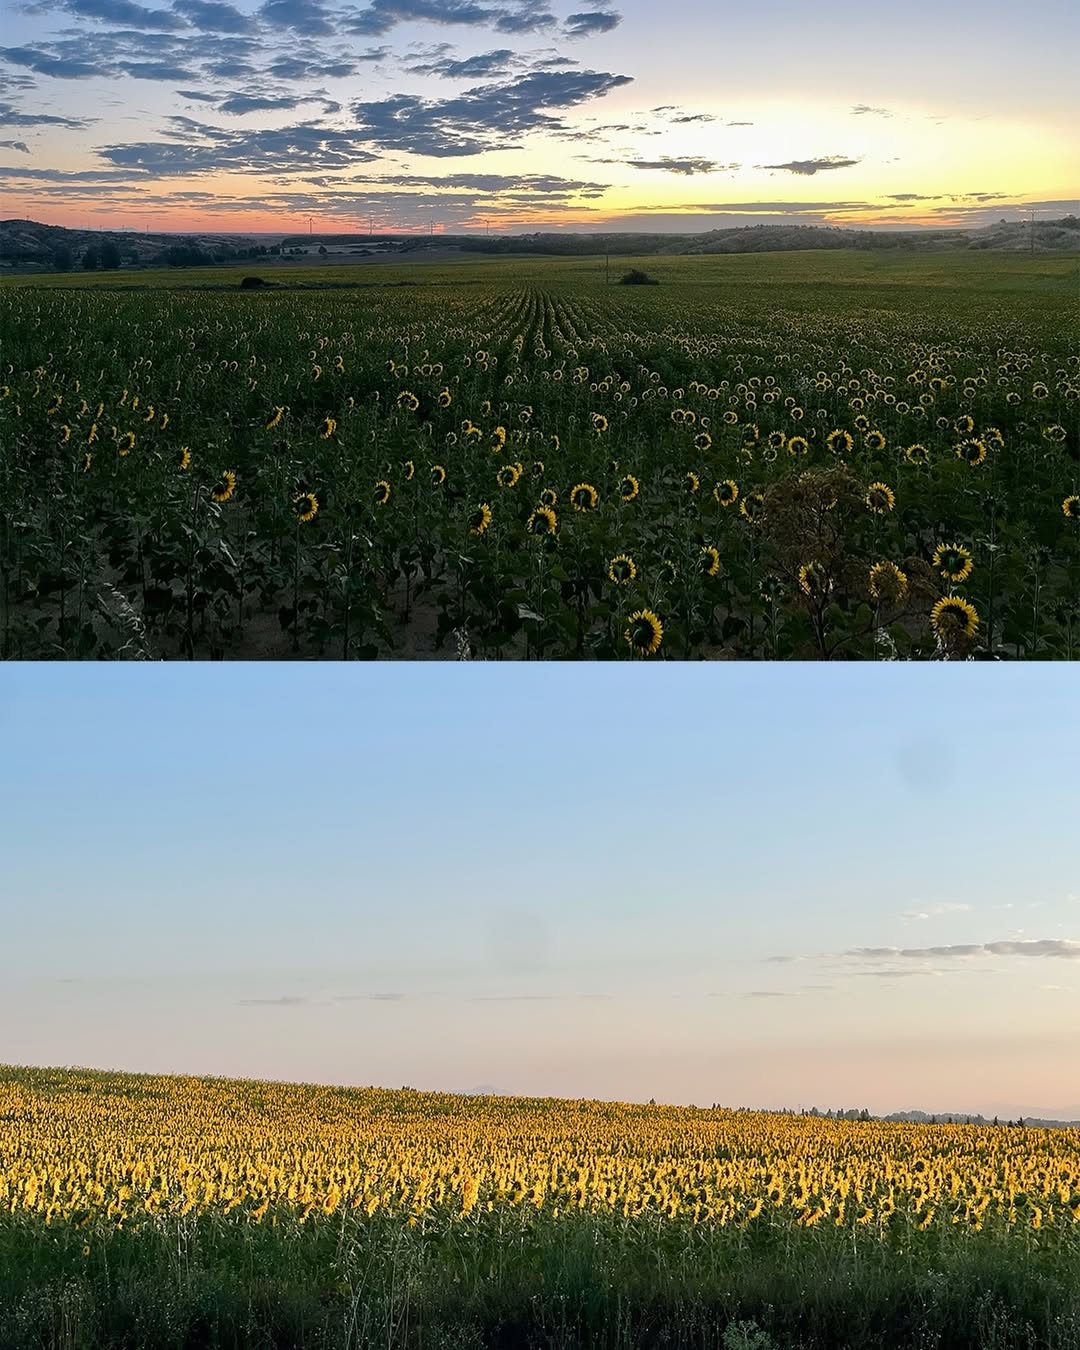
238,995,308,1005
171,0,253,29
258,0,335,34
563,10,620,35
901,902,973,921
218,93,306,113
99,116,382,174
757,155,860,175
744,990,789,998
846,940,1080,961
0,138,30,151
351,67,632,156
0,45,100,78
66,0,185,28
0,100,93,127
335,991,405,1001
371,170,607,195
176,87,219,100
623,156,727,175
851,104,891,117
342,0,559,37
120,59,197,77
406,48,516,77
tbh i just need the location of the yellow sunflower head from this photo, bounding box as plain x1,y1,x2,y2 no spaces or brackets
469,502,493,536
176,446,191,471
904,443,929,466
865,482,895,514
625,609,663,656
607,553,637,584
431,464,447,487
619,474,639,502
539,487,558,508
932,543,973,584
210,470,237,503
1062,495,1080,520
868,561,908,605
527,506,557,536
294,491,319,522
826,429,852,455
570,482,598,511
700,546,721,578
713,479,739,507
373,480,391,506
685,470,700,494
931,596,979,644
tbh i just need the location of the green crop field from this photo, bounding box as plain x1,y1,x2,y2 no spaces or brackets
2,250,1077,660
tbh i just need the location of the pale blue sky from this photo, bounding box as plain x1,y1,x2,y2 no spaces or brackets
1,665,1077,1118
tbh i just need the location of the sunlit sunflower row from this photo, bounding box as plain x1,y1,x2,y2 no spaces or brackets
2,1068,1080,1252
1,281,1076,658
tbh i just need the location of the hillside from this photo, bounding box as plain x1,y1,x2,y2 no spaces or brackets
2,215,1077,274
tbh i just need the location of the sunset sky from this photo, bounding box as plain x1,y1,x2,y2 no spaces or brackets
1,0,1077,232
2,664,1078,1120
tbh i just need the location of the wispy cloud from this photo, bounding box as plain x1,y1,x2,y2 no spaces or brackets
847,940,1080,961
757,155,860,175
238,995,309,1006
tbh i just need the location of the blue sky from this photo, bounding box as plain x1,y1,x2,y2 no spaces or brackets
1,0,1076,232
1,664,1078,1118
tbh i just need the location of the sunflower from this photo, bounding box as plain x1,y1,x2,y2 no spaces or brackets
741,423,760,447
723,409,739,426
864,429,886,452
1062,495,1080,520
658,558,678,584
591,412,608,433
931,596,979,642
60,424,71,444
854,413,870,432
318,416,336,440
469,503,493,536
265,406,285,430
714,479,739,507
118,431,135,456
373,480,391,506
176,446,191,471
787,435,809,457
608,554,637,584
868,560,908,604
539,487,559,508
496,462,522,489
739,490,765,523
767,430,786,451
402,459,415,481
530,460,545,478
685,470,700,494
700,546,721,577
694,431,712,451
826,429,853,455
865,482,895,514
625,609,663,656
570,482,599,511
294,491,319,522
798,561,830,597
438,387,452,408
527,506,557,536
619,474,639,502
82,452,92,473
904,443,929,466
1043,423,1067,443
932,543,973,584
956,438,988,466
431,464,447,487
955,414,975,434
210,470,237,503
397,390,420,413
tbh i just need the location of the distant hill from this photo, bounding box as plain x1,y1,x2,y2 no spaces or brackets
2,214,1077,274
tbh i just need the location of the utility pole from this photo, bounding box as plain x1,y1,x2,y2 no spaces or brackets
1029,208,1035,257
605,250,609,285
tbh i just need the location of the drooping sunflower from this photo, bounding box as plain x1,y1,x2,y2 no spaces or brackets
741,423,760,447
954,414,975,434
438,387,452,409
1043,423,1067,443
496,463,522,489
469,503,493,536
82,451,92,473
685,470,700,494
865,482,895,514
658,558,678,584
211,470,237,503
539,487,559,508
864,429,886,452
625,609,663,656
176,446,191,471
714,478,739,507
527,506,557,536
1062,495,1080,520
431,464,447,488
397,390,420,413
265,406,285,430
118,431,135,456
570,482,599,511
402,459,415,481
904,443,929,466
694,431,712,451
931,596,979,642
530,460,545,479
932,543,973,584
826,429,853,455
619,474,639,502
956,438,988,466
798,561,830,597
700,546,721,577
853,413,870,432
868,560,908,604
373,480,392,506
767,430,786,452
739,490,765,523
318,416,336,440
608,553,637,584
787,435,809,457
294,491,319,522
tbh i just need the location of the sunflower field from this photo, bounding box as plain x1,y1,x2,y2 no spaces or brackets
2,1065,1079,1349
1,254,1077,660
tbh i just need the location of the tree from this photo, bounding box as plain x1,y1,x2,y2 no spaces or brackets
318,244,328,256
52,245,74,272
100,240,121,270
82,246,100,270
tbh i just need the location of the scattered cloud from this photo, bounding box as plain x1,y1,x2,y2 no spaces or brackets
851,103,891,117
757,155,860,175
0,138,30,151
171,0,254,30
238,995,309,1006
623,156,729,175
66,0,185,29
563,10,619,35
901,902,973,921
99,116,382,174
846,940,1080,961
0,100,94,127
745,990,789,998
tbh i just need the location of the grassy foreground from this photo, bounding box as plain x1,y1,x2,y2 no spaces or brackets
2,1065,1079,1349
